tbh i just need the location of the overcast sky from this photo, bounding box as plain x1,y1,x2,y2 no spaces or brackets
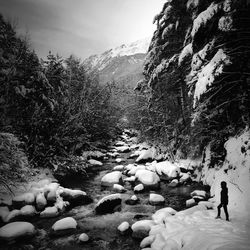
0,0,165,59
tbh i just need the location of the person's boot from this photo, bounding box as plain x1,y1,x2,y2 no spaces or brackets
215,215,221,219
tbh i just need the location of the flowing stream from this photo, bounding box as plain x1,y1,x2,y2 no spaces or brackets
3,140,204,250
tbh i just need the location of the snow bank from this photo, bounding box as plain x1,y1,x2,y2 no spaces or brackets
201,130,250,216
152,207,177,224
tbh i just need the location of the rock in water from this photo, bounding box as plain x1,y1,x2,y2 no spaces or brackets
134,184,144,193
20,205,37,217
79,233,89,243
88,159,103,166
125,195,139,205
51,217,77,237
168,179,179,187
131,220,155,239
40,206,59,218
101,171,123,187
95,194,122,214
12,193,35,208
0,222,36,242
117,221,130,235
135,170,160,189
113,184,126,193
149,193,165,206
59,188,92,207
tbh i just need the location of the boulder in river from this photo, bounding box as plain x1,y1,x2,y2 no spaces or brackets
59,188,92,207
131,220,155,239
95,194,122,214
101,171,123,187
88,159,103,166
79,233,89,243
113,184,126,193
117,221,130,235
20,205,37,218
12,193,35,209
0,221,36,242
149,193,165,206
135,147,156,163
134,184,144,193
40,206,59,218
51,217,77,237
135,170,160,189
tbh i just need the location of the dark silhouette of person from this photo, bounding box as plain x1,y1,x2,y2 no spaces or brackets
216,181,229,221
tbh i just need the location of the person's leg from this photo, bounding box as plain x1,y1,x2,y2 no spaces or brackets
223,204,229,221
216,204,222,218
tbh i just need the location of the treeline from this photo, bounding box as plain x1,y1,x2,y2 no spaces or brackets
0,14,121,177
130,0,250,164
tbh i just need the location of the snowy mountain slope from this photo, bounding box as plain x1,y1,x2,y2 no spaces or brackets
83,38,150,86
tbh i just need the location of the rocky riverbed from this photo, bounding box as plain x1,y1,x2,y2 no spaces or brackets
0,130,210,250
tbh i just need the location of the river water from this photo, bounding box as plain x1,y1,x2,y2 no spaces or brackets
2,143,204,250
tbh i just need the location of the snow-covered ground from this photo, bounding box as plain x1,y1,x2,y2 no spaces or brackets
140,129,250,249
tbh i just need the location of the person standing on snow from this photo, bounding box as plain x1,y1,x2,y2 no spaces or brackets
216,181,229,221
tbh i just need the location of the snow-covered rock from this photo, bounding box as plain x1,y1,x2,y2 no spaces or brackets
135,170,160,189
52,217,77,231
115,158,125,163
0,222,36,242
153,161,180,179
12,193,35,208
131,220,155,239
107,152,120,158
191,190,207,199
136,147,156,163
115,141,127,146
149,193,165,206
124,176,136,182
134,184,144,193
113,184,126,193
152,207,177,224
179,172,191,183
0,207,9,222
115,146,130,153
128,165,146,176
79,233,89,242
40,206,59,218
36,192,47,210
88,159,103,166
140,234,156,248
186,198,197,208
4,209,21,223
125,195,139,205
59,188,91,206
117,221,130,234
113,165,124,171
82,150,105,160
101,171,123,187
95,194,122,214
20,205,37,217
168,179,179,187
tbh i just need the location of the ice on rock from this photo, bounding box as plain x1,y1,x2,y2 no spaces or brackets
135,170,160,188
101,171,122,186
117,221,130,233
0,221,35,241
40,206,59,218
52,217,77,231
149,193,165,206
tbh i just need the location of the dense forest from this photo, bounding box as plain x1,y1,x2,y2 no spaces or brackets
131,0,250,165
0,14,129,186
